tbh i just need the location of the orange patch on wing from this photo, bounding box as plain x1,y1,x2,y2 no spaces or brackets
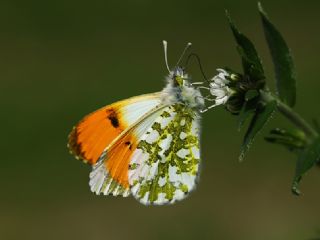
68,106,128,165
105,133,138,188
68,93,162,166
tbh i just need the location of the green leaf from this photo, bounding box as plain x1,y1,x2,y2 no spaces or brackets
264,127,307,152
226,11,265,82
238,95,260,131
240,100,277,161
292,137,320,195
269,127,306,141
264,136,303,151
312,119,320,133
258,2,297,107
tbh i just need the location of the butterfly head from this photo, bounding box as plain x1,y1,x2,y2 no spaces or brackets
161,41,205,109
172,66,188,87
163,40,192,86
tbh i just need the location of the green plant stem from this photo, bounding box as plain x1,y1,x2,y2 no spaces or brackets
260,90,319,140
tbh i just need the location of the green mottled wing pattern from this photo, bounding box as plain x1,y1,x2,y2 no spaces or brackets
128,104,201,205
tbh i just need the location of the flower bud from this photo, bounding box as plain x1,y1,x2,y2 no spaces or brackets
208,68,245,114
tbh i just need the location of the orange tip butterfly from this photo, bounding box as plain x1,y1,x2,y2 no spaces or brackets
68,41,211,205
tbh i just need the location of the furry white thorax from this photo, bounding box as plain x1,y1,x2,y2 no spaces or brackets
160,69,205,110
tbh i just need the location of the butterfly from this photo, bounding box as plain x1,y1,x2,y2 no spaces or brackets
68,41,211,205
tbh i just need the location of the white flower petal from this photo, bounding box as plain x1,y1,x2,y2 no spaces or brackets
207,69,235,107
215,96,229,105
212,77,229,85
210,88,227,98
209,82,221,89
217,68,229,75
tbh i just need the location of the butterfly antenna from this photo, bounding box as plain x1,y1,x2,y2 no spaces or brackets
162,40,171,73
185,53,209,83
176,42,192,67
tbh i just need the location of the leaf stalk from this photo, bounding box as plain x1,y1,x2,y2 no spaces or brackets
260,90,318,141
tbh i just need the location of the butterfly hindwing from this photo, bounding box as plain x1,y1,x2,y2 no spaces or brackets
68,93,162,165
128,104,201,205
90,156,131,197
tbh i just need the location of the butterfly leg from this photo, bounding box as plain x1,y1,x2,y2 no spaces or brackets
200,103,217,113
191,82,204,86
195,95,214,104
203,95,215,101
197,86,210,90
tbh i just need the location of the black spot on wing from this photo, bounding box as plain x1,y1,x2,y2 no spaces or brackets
125,141,132,150
107,109,120,128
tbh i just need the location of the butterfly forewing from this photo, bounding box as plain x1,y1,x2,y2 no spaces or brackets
68,93,162,165
128,104,201,205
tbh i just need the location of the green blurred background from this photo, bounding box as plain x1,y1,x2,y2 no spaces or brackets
1,0,320,239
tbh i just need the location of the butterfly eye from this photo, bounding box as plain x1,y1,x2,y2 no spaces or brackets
173,75,183,86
